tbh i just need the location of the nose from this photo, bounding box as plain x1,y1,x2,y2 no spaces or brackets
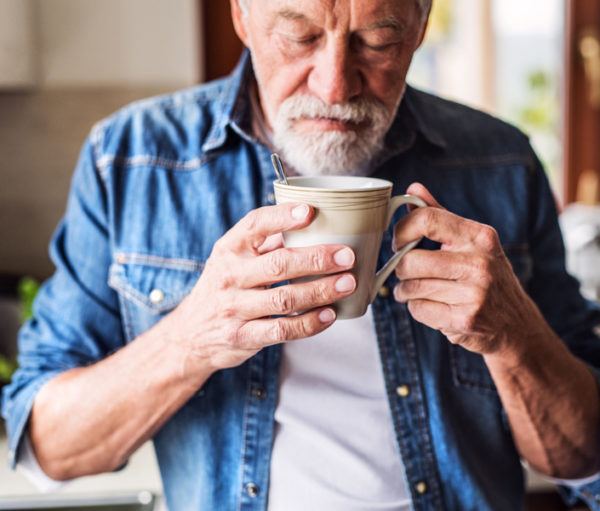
307,38,363,105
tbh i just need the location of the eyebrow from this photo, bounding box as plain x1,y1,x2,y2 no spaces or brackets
273,8,312,23
271,9,404,33
359,15,405,32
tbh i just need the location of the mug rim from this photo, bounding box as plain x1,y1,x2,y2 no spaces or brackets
273,176,392,192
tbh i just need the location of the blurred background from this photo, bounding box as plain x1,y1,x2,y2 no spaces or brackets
1,0,599,510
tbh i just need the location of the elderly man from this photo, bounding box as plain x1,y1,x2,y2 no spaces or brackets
4,0,600,509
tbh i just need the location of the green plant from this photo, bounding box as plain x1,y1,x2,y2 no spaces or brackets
17,276,40,324
0,355,18,383
0,276,40,384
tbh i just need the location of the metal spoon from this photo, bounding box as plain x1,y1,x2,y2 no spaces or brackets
270,153,289,185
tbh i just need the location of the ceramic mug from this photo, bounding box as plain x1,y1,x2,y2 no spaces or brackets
273,176,426,319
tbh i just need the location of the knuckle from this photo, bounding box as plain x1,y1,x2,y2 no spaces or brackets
407,299,424,318
308,279,331,304
469,255,492,282
457,312,477,332
220,292,240,319
242,209,261,232
270,287,295,314
210,237,233,261
310,247,328,272
294,315,315,339
216,268,236,290
223,323,242,347
417,206,438,229
474,224,499,252
316,278,332,299
267,318,290,342
211,237,226,254
265,251,288,278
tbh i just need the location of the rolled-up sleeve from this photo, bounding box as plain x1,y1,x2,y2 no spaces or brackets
525,157,600,508
1,131,124,469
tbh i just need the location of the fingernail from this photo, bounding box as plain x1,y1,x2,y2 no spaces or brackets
334,247,355,266
291,204,309,220
393,284,403,302
319,308,336,323
335,274,356,293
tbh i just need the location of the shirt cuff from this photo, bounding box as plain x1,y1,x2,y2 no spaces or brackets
16,429,69,493
547,471,600,488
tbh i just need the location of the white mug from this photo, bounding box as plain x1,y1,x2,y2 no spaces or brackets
274,176,426,319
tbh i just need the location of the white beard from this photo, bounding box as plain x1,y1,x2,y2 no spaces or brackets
272,94,397,177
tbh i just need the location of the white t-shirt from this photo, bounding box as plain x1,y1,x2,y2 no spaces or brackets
267,308,412,510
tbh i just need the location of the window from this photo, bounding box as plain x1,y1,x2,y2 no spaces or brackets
408,0,564,192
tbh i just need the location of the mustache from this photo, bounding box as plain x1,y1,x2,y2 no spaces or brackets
276,95,388,124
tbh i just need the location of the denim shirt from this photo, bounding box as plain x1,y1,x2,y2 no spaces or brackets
4,52,600,511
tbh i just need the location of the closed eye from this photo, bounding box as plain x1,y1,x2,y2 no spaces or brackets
365,42,397,51
352,35,400,53
289,35,319,45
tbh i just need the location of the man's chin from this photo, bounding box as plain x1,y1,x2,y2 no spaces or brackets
273,125,384,177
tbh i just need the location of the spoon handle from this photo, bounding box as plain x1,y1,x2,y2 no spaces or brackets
271,153,289,185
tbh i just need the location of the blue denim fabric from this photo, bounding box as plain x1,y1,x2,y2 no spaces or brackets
4,51,600,511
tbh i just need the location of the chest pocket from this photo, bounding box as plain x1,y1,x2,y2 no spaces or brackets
450,245,533,393
108,254,204,342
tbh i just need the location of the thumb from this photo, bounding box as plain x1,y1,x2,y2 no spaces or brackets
406,182,444,210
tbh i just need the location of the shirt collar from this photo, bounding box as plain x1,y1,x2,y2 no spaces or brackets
202,49,447,155
201,50,254,153
402,86,448,150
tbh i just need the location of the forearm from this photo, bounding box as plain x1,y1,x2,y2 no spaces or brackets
484,319,600,479
26,204,354,481
29,317,212,481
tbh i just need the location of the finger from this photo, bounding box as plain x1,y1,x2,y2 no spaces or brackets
395,249,496,282
405,182,444,209
392,207,500,253
406,299,483,338
405,299,452,332
257,233,284,254
227,203,314,254
237,244,356,288
238,306,337,348
393,278,482,306
237,273,357,318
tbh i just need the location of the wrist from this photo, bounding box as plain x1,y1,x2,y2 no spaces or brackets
483,324,564,376
145,313,215,394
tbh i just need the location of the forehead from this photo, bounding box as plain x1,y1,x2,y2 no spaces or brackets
257,0,420,29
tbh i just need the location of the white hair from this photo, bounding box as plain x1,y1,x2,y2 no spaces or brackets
271,94,395,176
238,0,250,14
238,0,432,20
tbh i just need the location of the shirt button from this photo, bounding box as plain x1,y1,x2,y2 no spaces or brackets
396,385,410,397
415,481,428,495
149,289,164,304
267,192,275,204
378,285,391,298
252,386,267,400
246,483,259,498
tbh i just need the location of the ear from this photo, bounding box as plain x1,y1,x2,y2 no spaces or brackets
230,0,250,48
415,14,431,49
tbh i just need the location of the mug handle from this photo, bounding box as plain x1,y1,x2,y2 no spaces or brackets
370,195,428,303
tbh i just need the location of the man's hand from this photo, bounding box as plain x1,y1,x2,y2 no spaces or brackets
167,202,357,377
392,182,543,360
392,183,600,479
